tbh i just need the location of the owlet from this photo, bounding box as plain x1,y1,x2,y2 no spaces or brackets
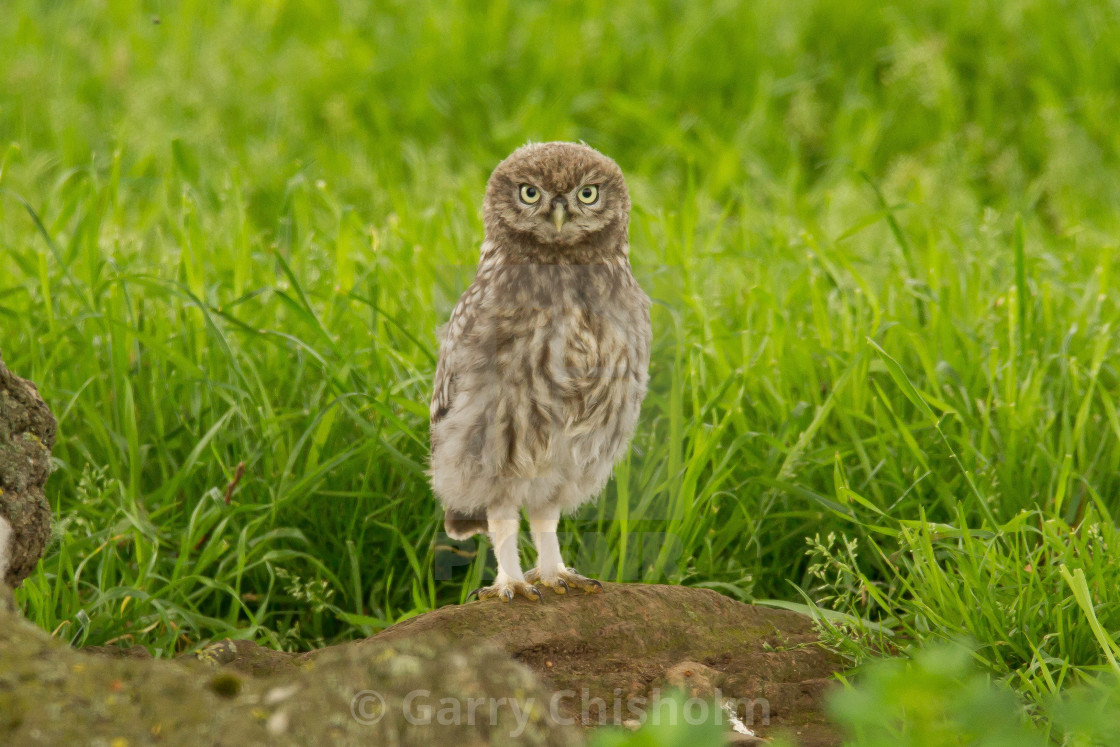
429,142,651,602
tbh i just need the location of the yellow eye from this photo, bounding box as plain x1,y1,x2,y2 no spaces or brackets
577,185,599,204
519,184,541,204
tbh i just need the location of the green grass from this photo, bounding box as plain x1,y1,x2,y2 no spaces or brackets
4,0,1120,734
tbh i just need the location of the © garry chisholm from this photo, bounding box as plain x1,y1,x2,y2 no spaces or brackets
429,142,652,602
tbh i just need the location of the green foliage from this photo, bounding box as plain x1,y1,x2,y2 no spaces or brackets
1048,678,1120,746
2,2,1120,736
828,641,1120,746
829,643,1046,746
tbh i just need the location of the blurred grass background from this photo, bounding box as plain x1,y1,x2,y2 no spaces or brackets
3,0,1120,730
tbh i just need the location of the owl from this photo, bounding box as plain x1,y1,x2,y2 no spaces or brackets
429,142,652,602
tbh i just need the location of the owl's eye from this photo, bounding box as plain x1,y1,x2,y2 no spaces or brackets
577,185,599,204
519,184,541,204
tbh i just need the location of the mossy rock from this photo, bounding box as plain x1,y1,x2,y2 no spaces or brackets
0,586,579,746
0,350,55,587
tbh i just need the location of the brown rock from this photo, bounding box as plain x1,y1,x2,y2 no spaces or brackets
0,350,55,587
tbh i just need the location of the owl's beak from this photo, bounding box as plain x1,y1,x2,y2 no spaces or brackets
549,203,568,231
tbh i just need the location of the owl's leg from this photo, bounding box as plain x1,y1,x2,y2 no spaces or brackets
468,506,542,603
524,506,604,595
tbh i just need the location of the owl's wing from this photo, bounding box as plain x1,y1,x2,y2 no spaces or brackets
429,345,455,425
430,281,482,426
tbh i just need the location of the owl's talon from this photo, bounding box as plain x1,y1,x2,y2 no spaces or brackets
525,567,565,594
468,579,543,603
525,567,603,594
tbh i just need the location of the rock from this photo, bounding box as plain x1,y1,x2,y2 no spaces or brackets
0,585,579,746
0,350,55,587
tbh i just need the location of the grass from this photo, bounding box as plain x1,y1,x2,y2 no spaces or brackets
3,0,1120,735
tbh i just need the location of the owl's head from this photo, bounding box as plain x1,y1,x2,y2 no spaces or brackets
483,142,630,256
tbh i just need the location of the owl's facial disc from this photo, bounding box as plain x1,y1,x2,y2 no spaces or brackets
485,143,629,250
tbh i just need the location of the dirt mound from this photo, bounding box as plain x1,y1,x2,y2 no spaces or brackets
361,583,843,744
0,351,55,587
